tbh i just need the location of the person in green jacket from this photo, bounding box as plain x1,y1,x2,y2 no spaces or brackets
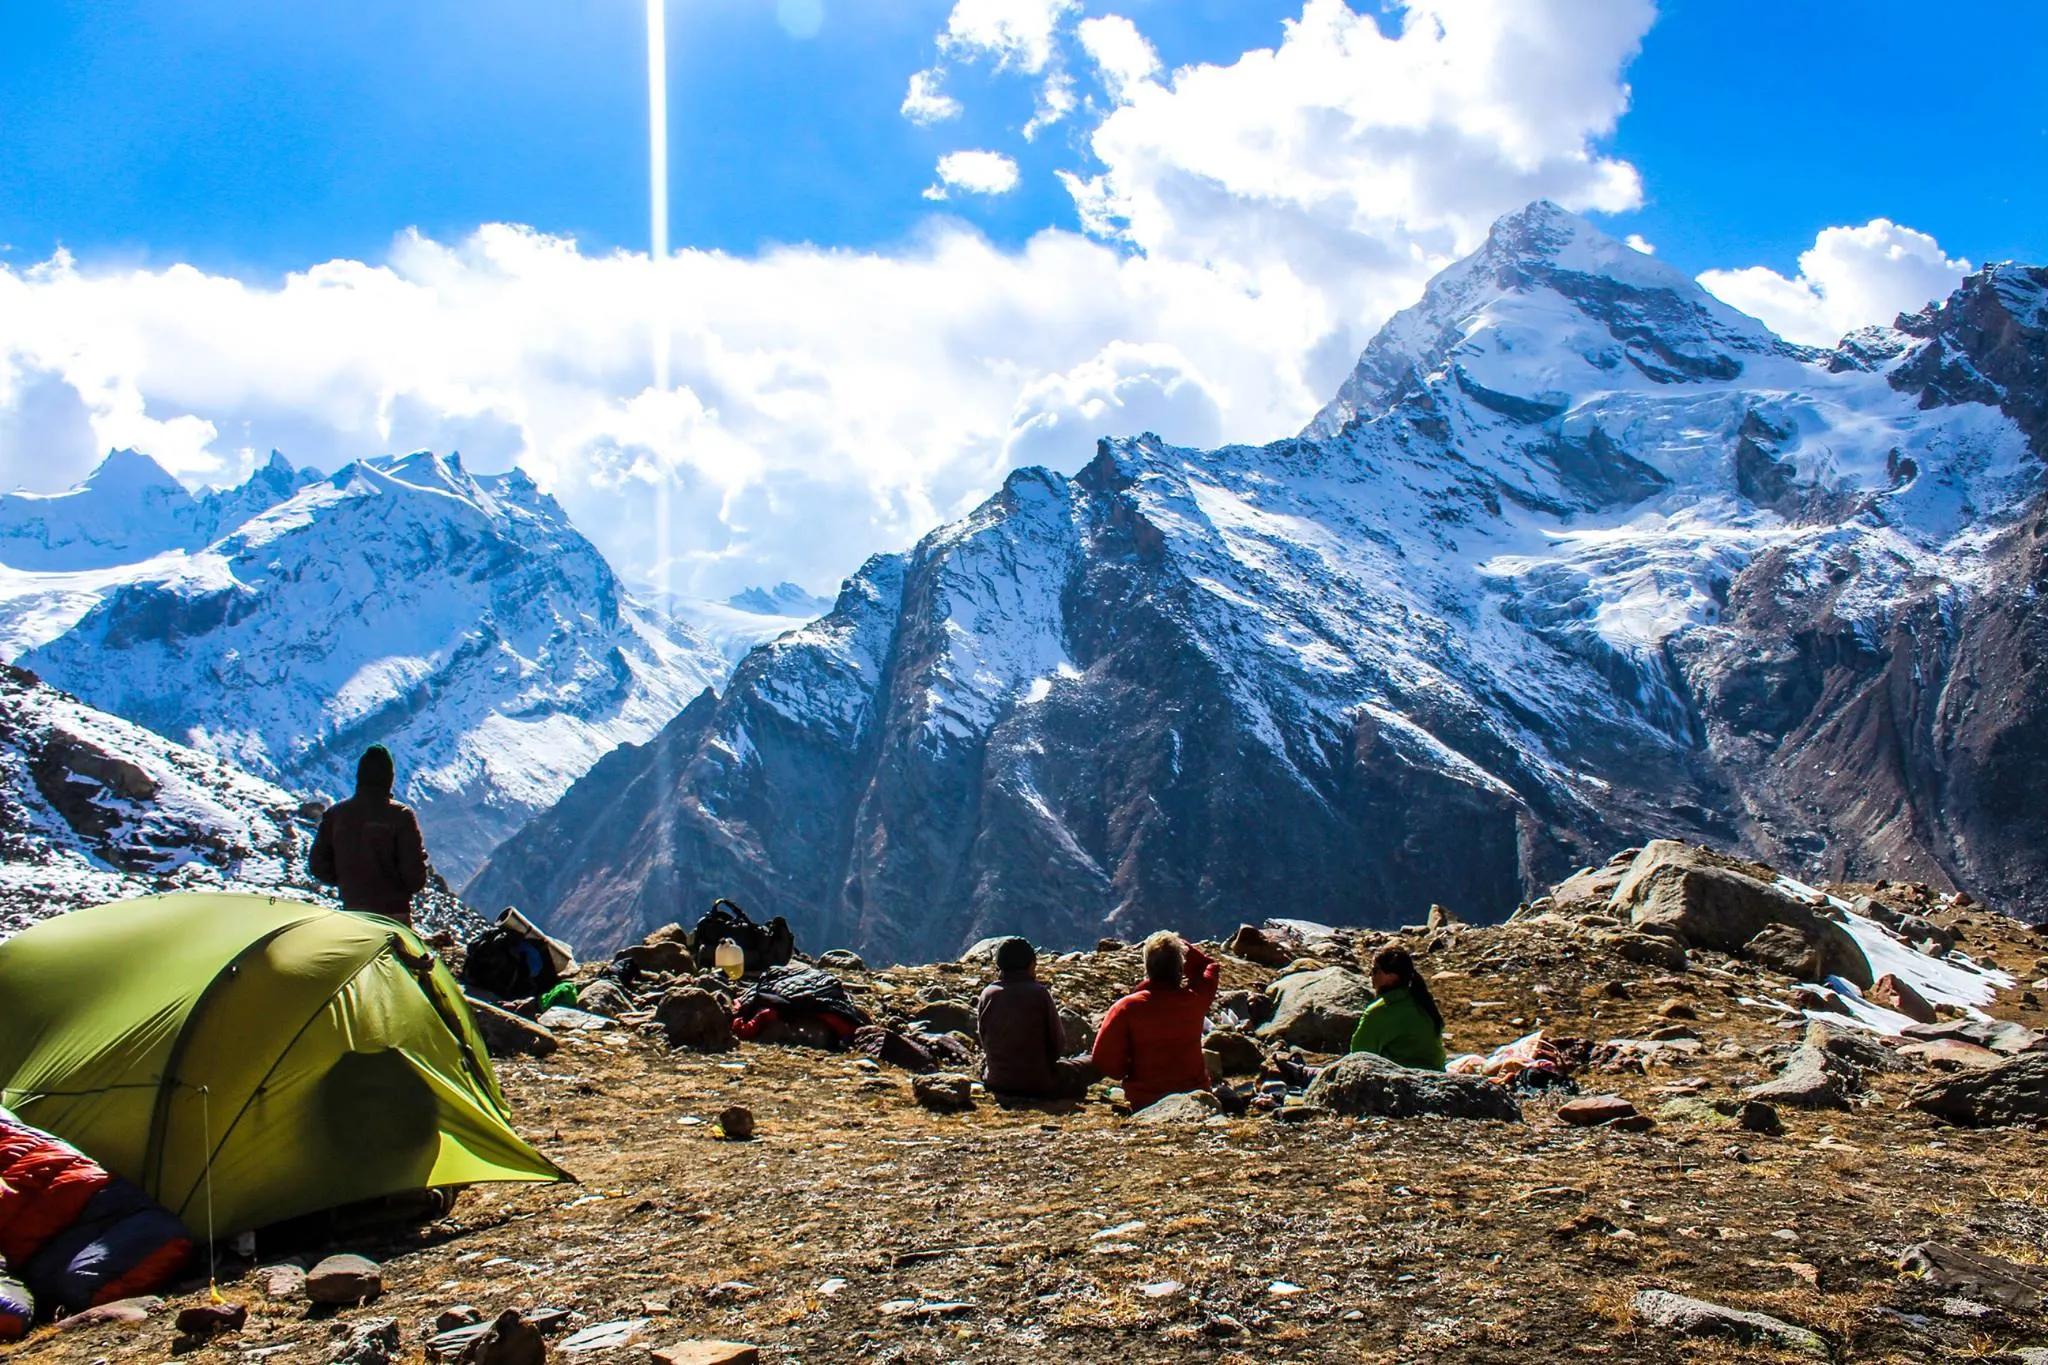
1349,945,1447,1071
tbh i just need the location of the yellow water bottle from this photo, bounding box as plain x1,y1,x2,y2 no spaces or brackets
715,938,745,981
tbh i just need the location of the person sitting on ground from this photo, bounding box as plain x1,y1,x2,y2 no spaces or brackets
310,744,431,927
975,937,1098,1099
1091,931,1221,1111
1348,944,1447,1071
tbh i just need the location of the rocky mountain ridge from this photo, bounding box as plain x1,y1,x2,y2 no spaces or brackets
471,201,2048,962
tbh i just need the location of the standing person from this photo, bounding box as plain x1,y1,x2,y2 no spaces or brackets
310,744,430,927
1091,931,1220,1111
975,937,1097,1099
1348,945,1447,1071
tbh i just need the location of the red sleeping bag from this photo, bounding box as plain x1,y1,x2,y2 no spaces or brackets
0,1107,193,1331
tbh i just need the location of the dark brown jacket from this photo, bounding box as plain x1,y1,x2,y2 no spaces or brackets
310,794,429,924
976,973,1067,1096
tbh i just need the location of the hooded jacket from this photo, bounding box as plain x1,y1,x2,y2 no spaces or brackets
309,746,430,924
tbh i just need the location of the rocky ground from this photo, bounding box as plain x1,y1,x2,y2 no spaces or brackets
7,854,2048,1364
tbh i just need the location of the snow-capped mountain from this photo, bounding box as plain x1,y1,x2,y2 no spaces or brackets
661,582,838,665
10,450,726,882
470,202,2048,961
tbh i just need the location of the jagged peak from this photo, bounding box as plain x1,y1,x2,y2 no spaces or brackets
80,448,190,499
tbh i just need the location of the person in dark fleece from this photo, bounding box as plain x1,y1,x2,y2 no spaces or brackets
310,744,430,926
975,937,1098,1099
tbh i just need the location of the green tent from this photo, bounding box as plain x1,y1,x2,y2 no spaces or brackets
0,892,565,1237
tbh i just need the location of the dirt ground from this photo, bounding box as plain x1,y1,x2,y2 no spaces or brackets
6,892,2047,1365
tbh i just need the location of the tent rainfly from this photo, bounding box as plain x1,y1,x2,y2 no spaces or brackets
0,893,565,1236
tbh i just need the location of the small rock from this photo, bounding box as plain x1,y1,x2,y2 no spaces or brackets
1132,1091,1222,1123
1737,1100,1783,1134
557,1319,650,1353
1910,1053,2048,1126
818,949,865,971
256,1264,307,1301
575,978,634,1017
656,987,735,1052
307,1253,384,1306
1597,931,1689,971
1226,924,1297,968
652,1345,760,1365
56,1297,162,1330
1202,1029,1266,1077
1557,1095,1641,1127
1646,1023,1698,1042
466,998,559,1059
1743,1046,1851,1111
536,1006,614,1033
909,999,977,1036
877,1300,973,1320
174,1302,247,1338
1629,1289,1826,1355
459,1309,547,1365
328,1316,402,1365
435,1306,484,1333
716,1105,755,1140
912,1073,974,1112
1867,972,1938,1024
1899,1038,2008,1071
1655,998,1697,1020
1900,1242,2046,1311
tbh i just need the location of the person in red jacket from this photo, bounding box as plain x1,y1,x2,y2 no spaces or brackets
1091,931,1221,1111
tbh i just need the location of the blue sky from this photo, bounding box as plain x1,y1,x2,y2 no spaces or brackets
6,0,2042,281
1,0,2043,596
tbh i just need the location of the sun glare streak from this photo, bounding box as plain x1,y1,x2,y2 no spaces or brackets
645,0,673,606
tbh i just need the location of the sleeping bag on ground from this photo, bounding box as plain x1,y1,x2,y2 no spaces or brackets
0,1107,192,1321
0,1275,31,1342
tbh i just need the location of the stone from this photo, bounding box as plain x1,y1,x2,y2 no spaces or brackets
557,1319,650,1353
1595,930,1689,971
576,977,634,1017
853,1025,937,1073
1216,988,1276,1026
1557,1095,1642,1127
306,1253,384,1306
1646,1024,1698,1042
1853,896,1956,952
911,999,978,1036
466,997,559,1059
1802,1018,1906,1072
1910,1053,2048,1126
656,987,735,1052
1655,998,1697,1020
1867,973,1938,1024
329,1316,402,1365
1737,1100,1784,1134
1226,924,1297,968
1629,1289,1826,1355
614,938,693,976
256,1263,307,1301
175,1302,247,1338
1900,1243,2046,1311
1426,903,1462,930
1133,1091,1222,1123
1549,862,1630,911
912,1073,974,1112
1202,1029,1265,1077
1609,842,1871,987
536,1005,613,1033
1305,1051,1522,1122
1903,1017,2047,1056
1256,967,1377,1051
1899,1038,2008,1071
458,1309,547,1365
818,949,865,971
1743,1046,1852,1110
652,1344,761,1365
55,1296,162,1329
716,1104,755,1140
1058,1006,1093,1055
1652,1097,1732,1127
958,937,1009,964
436,1306,484,1333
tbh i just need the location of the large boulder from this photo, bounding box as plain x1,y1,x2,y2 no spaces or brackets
1609,842,1872,987
656,987,735,1052
1909,1053,2048,1126
1903,1017,2047,1056
1304,1051,1522,1122
1256,967,1377,1052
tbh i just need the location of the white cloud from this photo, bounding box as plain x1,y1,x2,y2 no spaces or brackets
939,0,1079,75
901,69,962,125
1077,15,1162,104
0,0,1669,601
1625,233,1655,255
934,150,1022,196
1697,219,1970,347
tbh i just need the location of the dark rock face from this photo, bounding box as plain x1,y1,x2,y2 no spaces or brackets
472,205,2048,961
1909,1053,2048,1127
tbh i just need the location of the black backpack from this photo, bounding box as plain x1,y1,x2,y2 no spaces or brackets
689,898,796,974
462,924,559,1001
